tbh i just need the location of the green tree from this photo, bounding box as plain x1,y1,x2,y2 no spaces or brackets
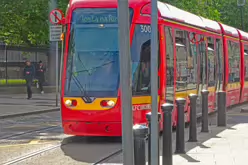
0,0,68,46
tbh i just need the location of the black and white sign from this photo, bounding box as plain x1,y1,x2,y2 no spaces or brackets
49,25,62,42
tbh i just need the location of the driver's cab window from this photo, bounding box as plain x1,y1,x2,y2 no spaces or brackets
131,24,160,95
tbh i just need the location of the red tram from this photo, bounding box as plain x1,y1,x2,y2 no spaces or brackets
60,0,248,136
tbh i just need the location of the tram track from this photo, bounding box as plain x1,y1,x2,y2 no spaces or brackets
1,144,61,165
0,125,60,141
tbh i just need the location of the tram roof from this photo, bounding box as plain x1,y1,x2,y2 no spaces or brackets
238,29,248,41
157,2,221,33
219,23,239,38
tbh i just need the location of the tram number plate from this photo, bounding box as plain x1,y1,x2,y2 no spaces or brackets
140,25,151,33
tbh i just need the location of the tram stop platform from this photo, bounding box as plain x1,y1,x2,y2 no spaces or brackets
0,93,60,118
101,104,248,165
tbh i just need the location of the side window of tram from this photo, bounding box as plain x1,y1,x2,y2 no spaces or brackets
207,37,215,87
175,29,188,93
228,40,240,83
165,27,174,103
244,45,248,81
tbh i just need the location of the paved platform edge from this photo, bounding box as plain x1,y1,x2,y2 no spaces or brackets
0,107,60,119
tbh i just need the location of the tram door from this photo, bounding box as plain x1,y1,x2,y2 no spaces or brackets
216,39,224,107
207,37,217,112
174,29,188,100
164,27,175,104
174,29,198,122
216,39,224,91
196,35,207,114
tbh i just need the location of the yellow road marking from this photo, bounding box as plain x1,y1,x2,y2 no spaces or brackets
28,139,40,144
0,139,60,148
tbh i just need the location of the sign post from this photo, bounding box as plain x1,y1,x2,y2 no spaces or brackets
117,0,135,164
49,9,63,107
151,0,159,164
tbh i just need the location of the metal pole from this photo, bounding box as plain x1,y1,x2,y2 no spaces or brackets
161,103,174,165
188,94,198,142
133,124,148,165
175,98,186,154
4,44,7,85
146,112,161,165
151,0,159,163
48,0,57,85
201,89,209,132
55,42,58,107
117,0,134,164
217,91,227,127
241,6,245,30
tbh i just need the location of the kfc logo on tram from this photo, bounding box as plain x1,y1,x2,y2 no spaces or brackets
132,104,151,111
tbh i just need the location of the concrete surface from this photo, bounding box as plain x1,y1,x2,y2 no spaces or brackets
0,93,60,118
101,104,248,165
1,101,248,165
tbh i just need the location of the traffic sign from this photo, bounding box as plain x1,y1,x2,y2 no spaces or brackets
50,9,63,24
50,25,62,42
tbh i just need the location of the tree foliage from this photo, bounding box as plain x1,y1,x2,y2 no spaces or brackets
0,0,68,46
0,0,247,46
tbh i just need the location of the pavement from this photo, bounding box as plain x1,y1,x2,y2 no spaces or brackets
101,104,248,165
1,94,248,165
0,86,56,94
0,93,60,118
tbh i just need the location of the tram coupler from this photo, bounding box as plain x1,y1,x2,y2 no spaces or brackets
201,89,209,133
188,93,198,142
161,103,174,165
217,91,227,127
175,98,186,154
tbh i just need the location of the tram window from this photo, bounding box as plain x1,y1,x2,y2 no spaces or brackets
244,45,248,81
216,39,224,89
207,37,215,87
175,29,188,92
227,40,240,83
165,27,174,103
131,24,160,95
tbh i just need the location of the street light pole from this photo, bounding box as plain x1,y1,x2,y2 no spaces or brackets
151,0,159,164
117,0,135,164
241,6,245,30
237,0,246,30
48,0,58,85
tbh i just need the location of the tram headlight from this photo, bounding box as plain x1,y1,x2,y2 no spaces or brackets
100,100,115,108
65,99,77,107
65,99,72,106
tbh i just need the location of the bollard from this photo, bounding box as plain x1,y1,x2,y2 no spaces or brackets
201,89,209,133
161,103,174,165
175,98,186,154
217,91,227,127
146,112,161,165
133,124,148,165
188,94,198,142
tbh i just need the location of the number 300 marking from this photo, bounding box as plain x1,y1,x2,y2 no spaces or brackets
140,25,151,33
